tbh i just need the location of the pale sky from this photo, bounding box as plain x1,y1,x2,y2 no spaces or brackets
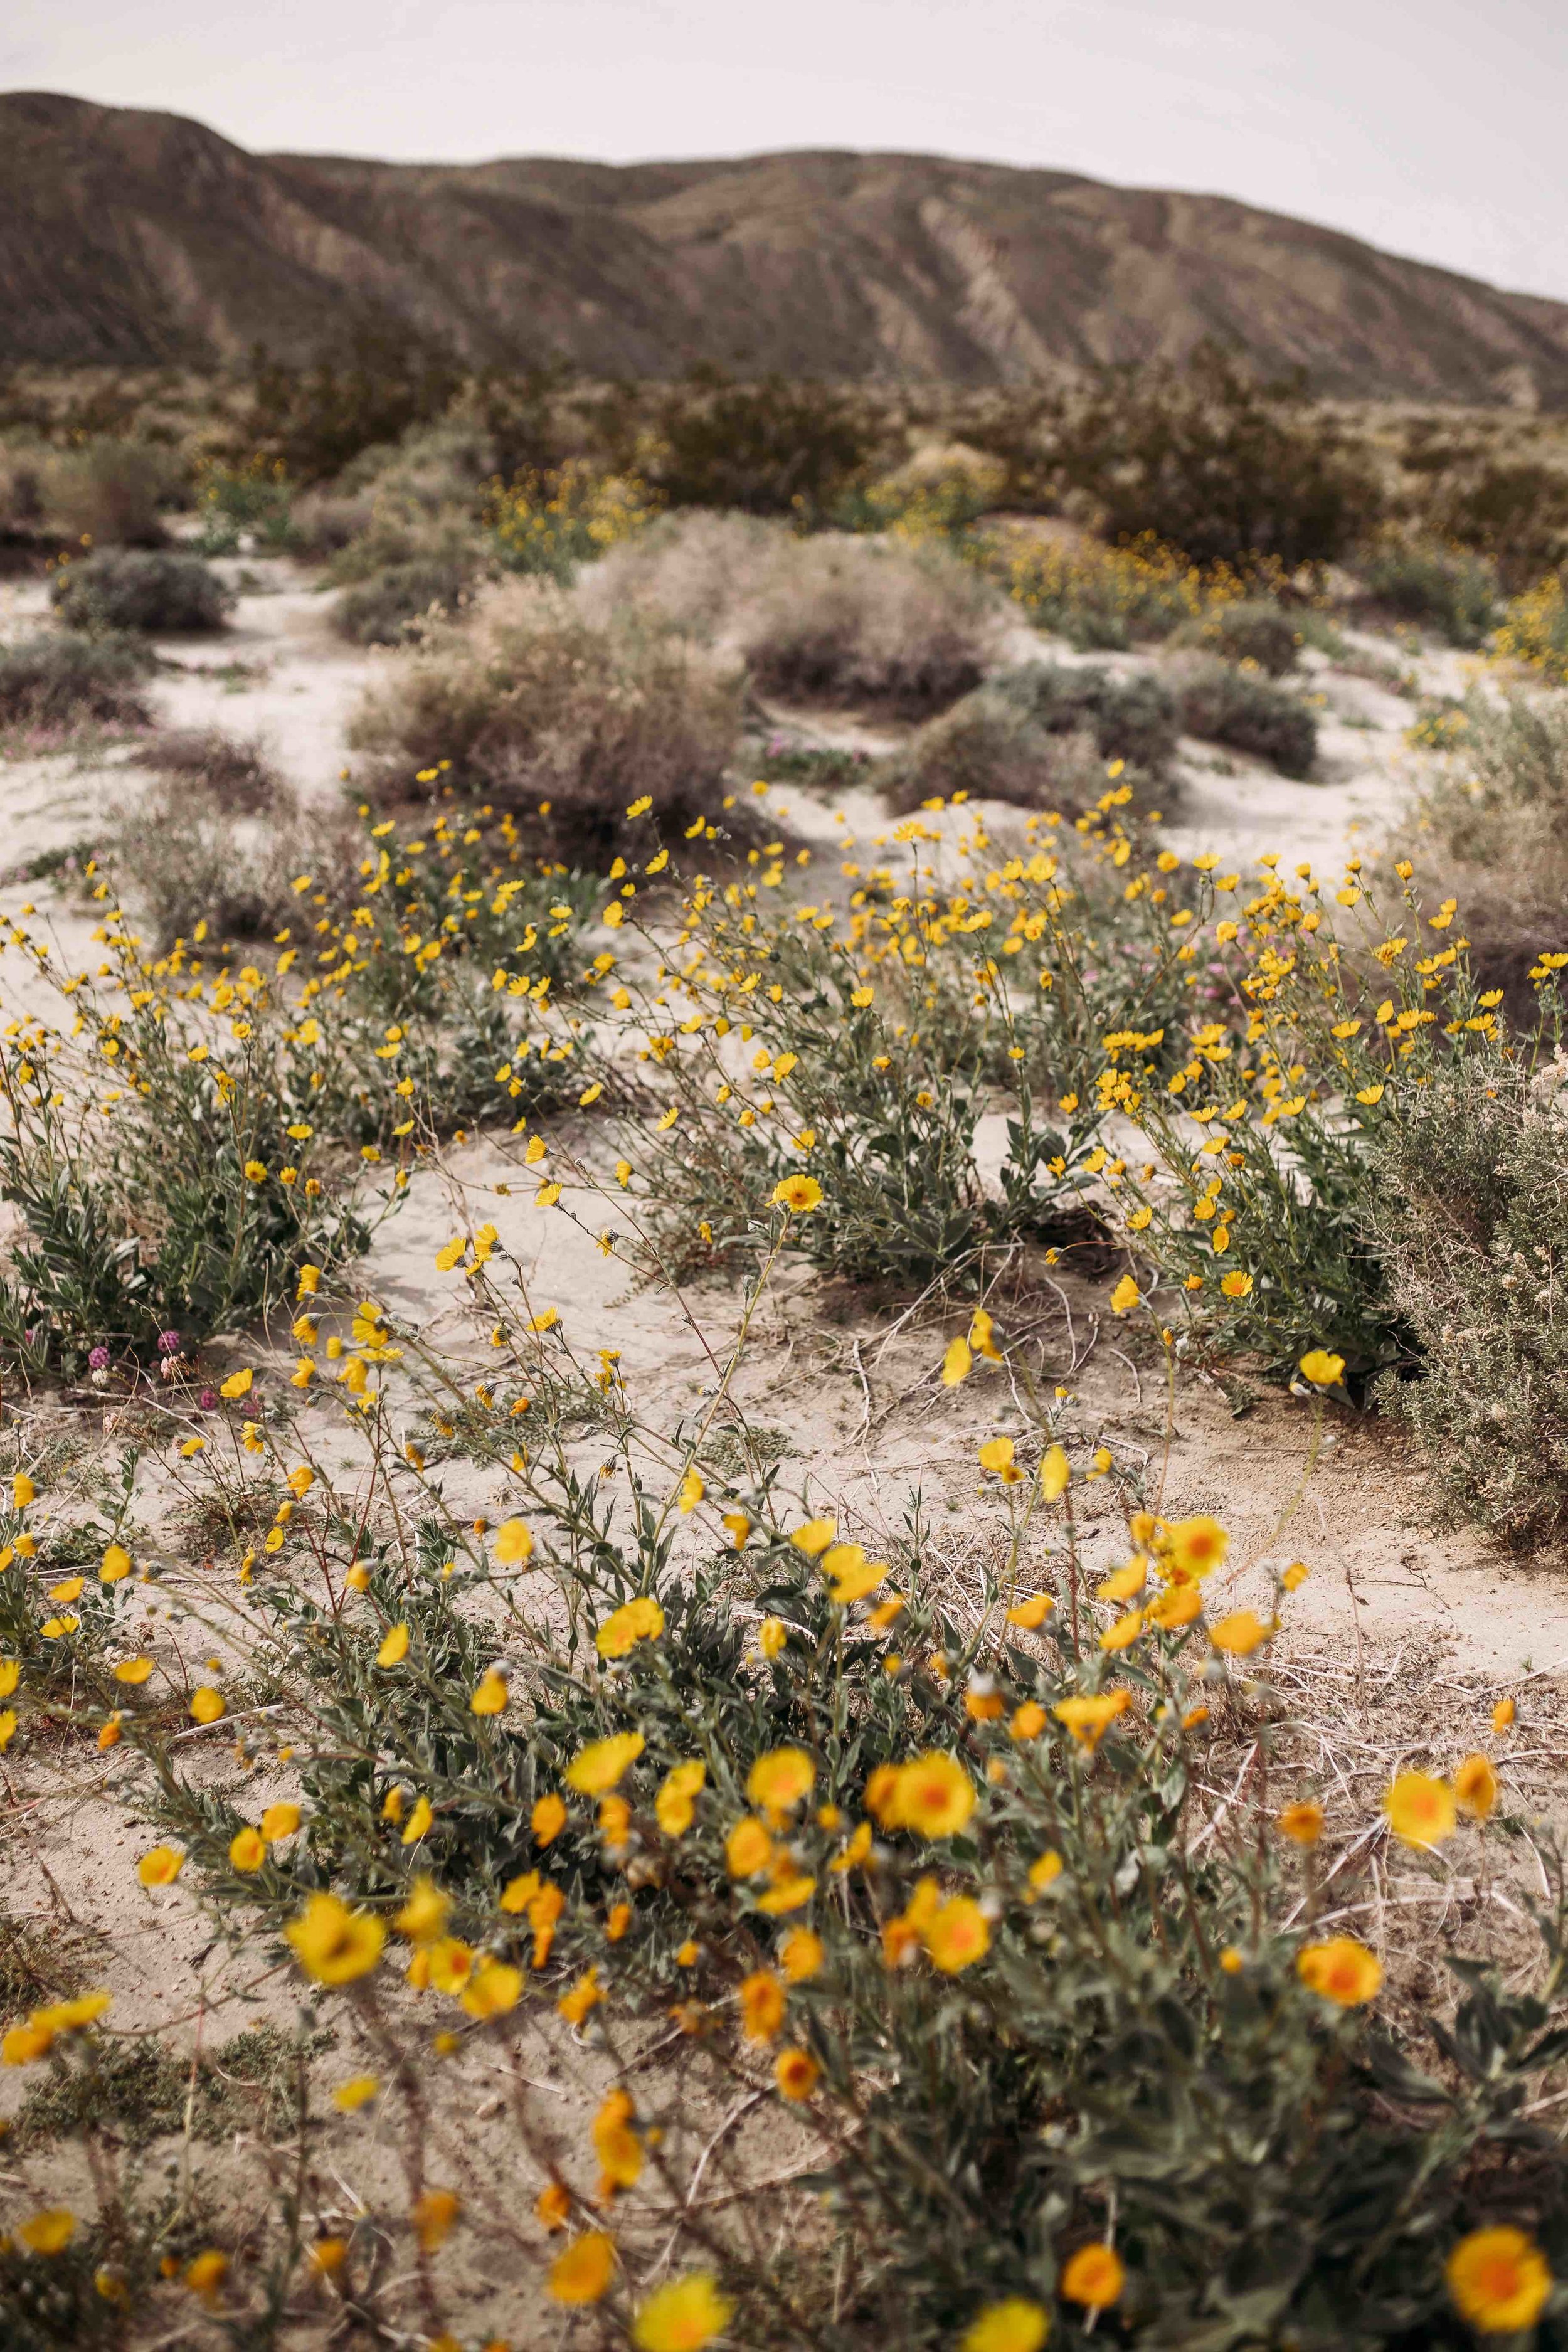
7,0,1568,300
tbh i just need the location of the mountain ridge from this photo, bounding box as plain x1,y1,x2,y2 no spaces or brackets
4,90,1567,403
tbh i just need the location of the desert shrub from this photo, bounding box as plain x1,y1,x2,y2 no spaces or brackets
332,551,480,645
1002,529,1249,651
886,664,1179,815
346,582,744,856
246,331,464,484
1175,596,1301,674
485,460,657,582
1368,1056,1568,1545
49,549,231,635
0,433,50,530
1403,691,1568,995
288,486,378,560
22,1244,1565,2350
39,437,182,547
142,726,282,813
1174,655,1318,776
1426,459,1568,589
1496,574,1568,686
737,541,1007,712
1106,860,1523,1385
0,911,384,1376
884,692,1104,815
0,632,153,734
193,454,294,554
1052,346,1380,568
1357,535,1500,647
103,773,313,948
588,512,1009,715
647,369,880,516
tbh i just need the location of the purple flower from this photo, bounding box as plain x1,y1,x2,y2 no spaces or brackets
88,1345,110,1370
198,1387,218,1411
157,1329,183,1356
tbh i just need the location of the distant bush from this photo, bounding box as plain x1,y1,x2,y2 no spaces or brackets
143,727,283,814
886,662,1179,815
332,553,480,645
1174,655,1317,776
193,454,294,555
346,580,744,857
40,437,183,548
485,460,657,582
1175,596,1301,674
1495,573,1568,686
50,549,231,635
246,331,464,484
1052,345,1380,568
1003,529,1248,651
287,487,377,561
1357,536,1500,647
1424,459,1568,589
0,433,50,531
588,512,1009,714
647,369,880,517
1370,1056,1568,1547
0,633,154,733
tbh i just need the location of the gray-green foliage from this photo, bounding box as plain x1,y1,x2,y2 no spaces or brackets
886,662,1178,812
0,632,154,732
1370,1056,1568,1545
1175,654,1318,776
50,550,231,635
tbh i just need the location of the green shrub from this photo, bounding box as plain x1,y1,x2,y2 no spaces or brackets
193,454,294,554
246,331,464,484
346,581,744,857
647,369,879,516
1369,1056,1568,1545
1426,459,1568,590
39,436,182,547
0,632,154,733
1001,529,1250,652
1051,346,1380,568
1174,655,1317,776
0,919,381,1377
332,553,480,644
485,460,656,583
1175,596,1302,674
1358,537,1500,647
49,549,231,634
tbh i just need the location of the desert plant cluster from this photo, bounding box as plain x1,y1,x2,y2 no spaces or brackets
3,347,1568,2351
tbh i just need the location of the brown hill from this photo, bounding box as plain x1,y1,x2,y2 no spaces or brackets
5,90,1568,402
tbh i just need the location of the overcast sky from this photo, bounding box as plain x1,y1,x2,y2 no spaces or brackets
7,0,1568,300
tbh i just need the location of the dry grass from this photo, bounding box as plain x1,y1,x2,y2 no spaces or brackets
584,510,1010,714
346,578,746,856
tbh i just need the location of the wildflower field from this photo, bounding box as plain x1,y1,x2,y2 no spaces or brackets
4,356,1568,2351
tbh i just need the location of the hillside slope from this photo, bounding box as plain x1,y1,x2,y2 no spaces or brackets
4,90,1568,401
